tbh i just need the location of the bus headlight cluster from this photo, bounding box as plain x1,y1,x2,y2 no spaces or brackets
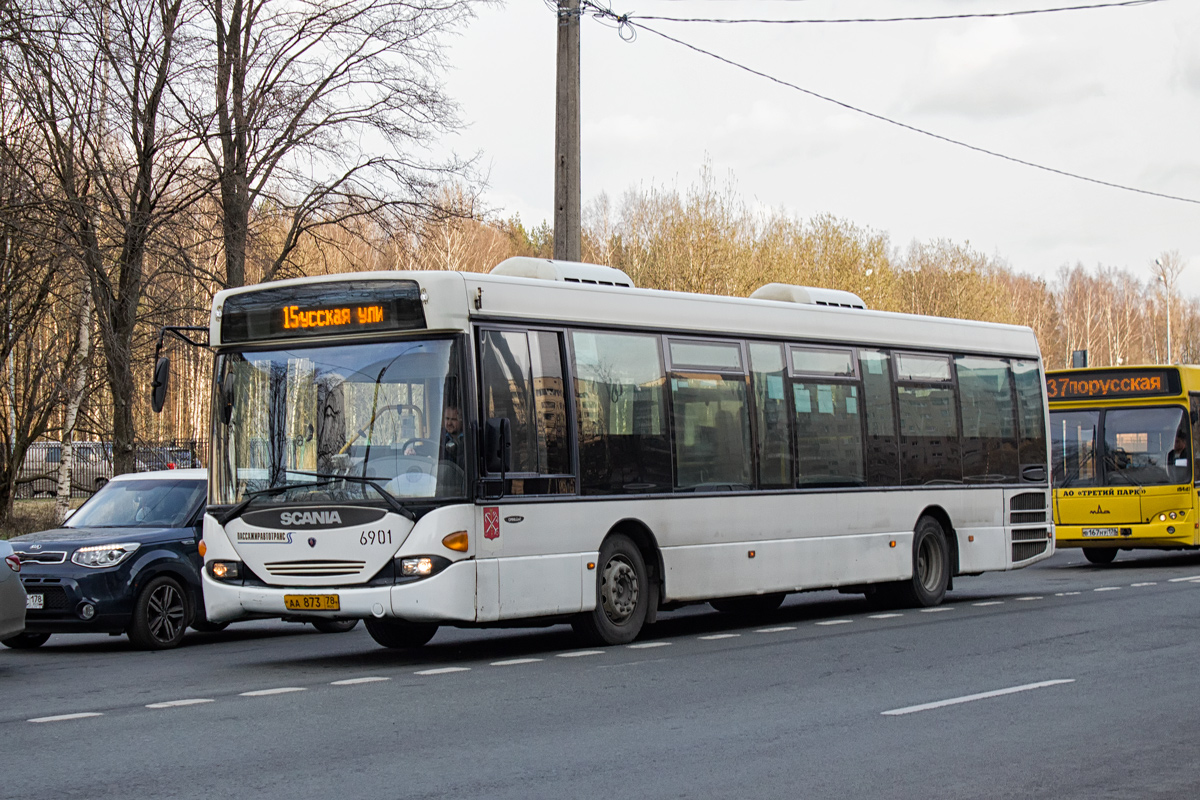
71,543,140,569
1159,512,1181,522
400,558,434,577
208,561,242,581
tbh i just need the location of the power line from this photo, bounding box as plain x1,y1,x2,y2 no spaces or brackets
615,0,1171,25
575,2,1200,206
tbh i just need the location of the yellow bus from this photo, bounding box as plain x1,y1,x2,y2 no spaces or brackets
1048,365,1200,564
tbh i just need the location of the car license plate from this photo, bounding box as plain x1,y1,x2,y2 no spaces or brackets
284,594,340,611
26,593,43,610
1082,528,1119,537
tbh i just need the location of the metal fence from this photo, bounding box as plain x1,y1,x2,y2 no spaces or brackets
15,440,208,499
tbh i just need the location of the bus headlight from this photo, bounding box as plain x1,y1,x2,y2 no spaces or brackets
208,561,242,581
400,558,434,577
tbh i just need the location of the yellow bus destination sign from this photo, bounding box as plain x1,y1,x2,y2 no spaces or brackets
1046,368,1180,402
220,280,426,343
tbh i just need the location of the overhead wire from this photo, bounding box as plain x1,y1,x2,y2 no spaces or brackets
569,0,1200,206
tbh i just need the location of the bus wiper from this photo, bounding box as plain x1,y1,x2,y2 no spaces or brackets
288,471,417,521
215,474,415,525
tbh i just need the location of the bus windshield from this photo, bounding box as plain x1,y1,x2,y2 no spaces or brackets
211,337,465,505
1051,406,1190,488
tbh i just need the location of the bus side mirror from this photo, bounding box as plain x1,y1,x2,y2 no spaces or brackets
150,357,170,413
484,418,511,475
1021,464,1046,482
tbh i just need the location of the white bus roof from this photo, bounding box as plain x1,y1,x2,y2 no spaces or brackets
210,268,1040,358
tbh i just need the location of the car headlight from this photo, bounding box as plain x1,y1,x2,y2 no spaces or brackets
71,542,141,568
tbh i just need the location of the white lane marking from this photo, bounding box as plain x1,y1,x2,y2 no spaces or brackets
414,667,470,676
28,712,104,723
1131,582,1157,587
1016,596,1043,601
869,613,903,619
919,607,953,613
815,620,852,626
331,677,390,685
556,650,604,658
1061,591,1081,596
239,687,307,697
1168,575,1200,582
756,626,797,633
628,641,670,649
1094,587,1121,592
146,699,214,709
972,601,1004,607
882,679,1075,716
491,658,544,666
699,633,741,640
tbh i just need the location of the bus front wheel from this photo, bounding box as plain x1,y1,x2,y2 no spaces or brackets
573,533,649,646
1083,547,1118,565
896,516,950,608
364,617,437,649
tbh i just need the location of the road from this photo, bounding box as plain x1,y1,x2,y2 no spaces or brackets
5,548,1200,799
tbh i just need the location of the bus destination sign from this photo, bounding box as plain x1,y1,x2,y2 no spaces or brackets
1046,368,1180,402
220,280,427,344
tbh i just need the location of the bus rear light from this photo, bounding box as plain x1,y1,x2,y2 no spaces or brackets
442,531,469,552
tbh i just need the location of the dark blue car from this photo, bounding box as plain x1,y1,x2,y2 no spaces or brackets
3,469,211,650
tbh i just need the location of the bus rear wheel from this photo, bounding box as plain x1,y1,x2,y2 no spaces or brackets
1083,547,1118,565
573,533,649,646
895,516,950,608
364,618,437,649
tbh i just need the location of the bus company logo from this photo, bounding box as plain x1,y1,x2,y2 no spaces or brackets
1091,505,1110,515
280,510,342,527
237,531,293,544
483,507,500,540
308,537,317,548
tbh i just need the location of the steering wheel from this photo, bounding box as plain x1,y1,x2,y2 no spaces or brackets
401,437,438,458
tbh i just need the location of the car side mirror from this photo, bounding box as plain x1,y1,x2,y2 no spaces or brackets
484,417,511,475
150,357,170,413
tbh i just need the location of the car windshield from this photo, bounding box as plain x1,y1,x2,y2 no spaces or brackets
67,478,205,528
211,337,466,505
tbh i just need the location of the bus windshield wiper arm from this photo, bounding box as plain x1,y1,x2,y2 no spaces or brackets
214,479,339,525
288,471,416,521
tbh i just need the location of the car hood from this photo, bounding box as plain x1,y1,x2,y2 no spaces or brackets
10,526,193,548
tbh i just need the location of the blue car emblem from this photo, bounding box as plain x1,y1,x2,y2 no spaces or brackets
308,537,317,548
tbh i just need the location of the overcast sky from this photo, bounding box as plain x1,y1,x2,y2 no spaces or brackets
440,0,1200,295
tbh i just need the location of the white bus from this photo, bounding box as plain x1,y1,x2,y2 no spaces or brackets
184,258,1054,649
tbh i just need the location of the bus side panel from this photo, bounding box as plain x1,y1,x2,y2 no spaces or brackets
495,553,591,618
956,527,1009,573
390,560,478,623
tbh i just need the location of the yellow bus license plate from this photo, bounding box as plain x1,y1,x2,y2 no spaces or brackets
284,594,340,611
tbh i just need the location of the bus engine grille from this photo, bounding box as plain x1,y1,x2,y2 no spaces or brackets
263,560,367,577
1011,527,1050,563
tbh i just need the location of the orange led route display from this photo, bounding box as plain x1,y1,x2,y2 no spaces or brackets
282,304,384,330
1046,368,1177,402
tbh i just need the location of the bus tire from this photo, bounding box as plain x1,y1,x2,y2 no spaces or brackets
573,533,649,646
896,516,950,608
364,618,437,649
312,619,359,634
1083,547,1118,565
710,593,786,616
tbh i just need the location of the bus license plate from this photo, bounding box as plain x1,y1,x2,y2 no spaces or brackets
284,594,340,611
26,593,43,609
1082,528,1119,537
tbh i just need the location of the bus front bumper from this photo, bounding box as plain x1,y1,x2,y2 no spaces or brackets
1056,520,1198,549
202,560,479,624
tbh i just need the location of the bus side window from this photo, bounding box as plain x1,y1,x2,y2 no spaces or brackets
955,356,1019,484
894,353,960,485
859,349,899,487
1013,360,1048,480
479,330,537,475
1191,395,1200,486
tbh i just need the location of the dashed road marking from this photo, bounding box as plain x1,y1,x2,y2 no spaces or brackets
815,620,852,626
699,633,740,640
146,699,214,709
491,658,544,666
1168,575,1200,583
28,712,103,723
414,667,470,676
1095,587,1121,592
920,607,954,613
556,650,604,658
1131,582,1157,587
628,641,670,649
331,677,390,685
882,679,1075,716
1016,596,1043,601
240,687,306,697
972,601,1004,607
756,626,797,633
1061,591,1081,596
868,613,903,619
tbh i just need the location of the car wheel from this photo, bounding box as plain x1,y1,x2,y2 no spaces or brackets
312,619,359,634
2,632,51,649
894,516,950,608
572,533,650,646
127,575,189,650
709,592,786,616
1083,547,1118,565
364,618,437,649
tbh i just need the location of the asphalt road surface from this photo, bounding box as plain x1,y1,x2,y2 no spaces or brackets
5,548,1200,799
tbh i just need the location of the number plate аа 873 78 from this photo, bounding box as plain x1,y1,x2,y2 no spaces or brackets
283,594,340,611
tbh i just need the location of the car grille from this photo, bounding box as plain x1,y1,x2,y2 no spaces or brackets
263,560,366,578
14,550,67,564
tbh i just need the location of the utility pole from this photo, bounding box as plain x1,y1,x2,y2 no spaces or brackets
554,0,581,262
